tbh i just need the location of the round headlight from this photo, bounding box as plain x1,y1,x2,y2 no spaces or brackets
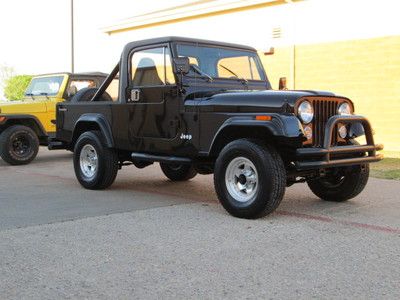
338,102,352,115
298,101,314,124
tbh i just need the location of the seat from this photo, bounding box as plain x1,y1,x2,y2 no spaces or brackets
132,58,164,86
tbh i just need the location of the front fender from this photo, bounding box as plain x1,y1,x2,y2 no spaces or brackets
74,113,114,147
0,114,47,137
207,114,304,155
218,114,303,137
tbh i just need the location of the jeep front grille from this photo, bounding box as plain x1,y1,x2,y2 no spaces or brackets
312,99,339,146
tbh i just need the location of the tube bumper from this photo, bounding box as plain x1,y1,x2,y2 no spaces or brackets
295,115,383,170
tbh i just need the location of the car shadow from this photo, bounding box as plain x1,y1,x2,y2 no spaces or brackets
110,166,363,219
32,152,73,164
0,150,73,167
0,151,370,221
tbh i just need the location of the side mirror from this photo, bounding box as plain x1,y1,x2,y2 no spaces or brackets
173,57,190,74
279,77,287,90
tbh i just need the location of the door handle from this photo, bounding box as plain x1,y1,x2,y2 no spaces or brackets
59,107,68,112
129,89,140,102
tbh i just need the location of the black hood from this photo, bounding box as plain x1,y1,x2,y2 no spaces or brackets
195,89,336,113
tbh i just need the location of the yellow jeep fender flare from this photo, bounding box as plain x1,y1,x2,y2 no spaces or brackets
0,114,47,138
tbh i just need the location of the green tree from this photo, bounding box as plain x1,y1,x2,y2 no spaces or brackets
4,75,32,100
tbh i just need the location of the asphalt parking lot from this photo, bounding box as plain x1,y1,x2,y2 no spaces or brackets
0,148,399,299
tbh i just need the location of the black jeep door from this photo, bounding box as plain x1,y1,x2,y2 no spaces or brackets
126,46,180,151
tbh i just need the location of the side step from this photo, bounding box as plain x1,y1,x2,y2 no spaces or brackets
131,152,192,164
48,140,66,150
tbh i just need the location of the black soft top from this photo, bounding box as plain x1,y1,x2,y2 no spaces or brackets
123,36,256,52
35,72,108,78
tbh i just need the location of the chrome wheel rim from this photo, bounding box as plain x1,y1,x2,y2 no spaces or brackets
79,144,98,179
225,157,258,203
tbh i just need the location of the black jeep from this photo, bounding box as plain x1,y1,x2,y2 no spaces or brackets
54,37,383,219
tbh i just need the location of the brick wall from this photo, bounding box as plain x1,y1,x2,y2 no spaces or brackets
261,35,400,152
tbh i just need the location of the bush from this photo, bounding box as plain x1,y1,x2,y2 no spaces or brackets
4,75,33,100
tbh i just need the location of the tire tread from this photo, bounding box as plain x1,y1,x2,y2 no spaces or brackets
74,130,118,190
307,164,369,202
0,125,39,165
160,163,197,181
214,139,286,219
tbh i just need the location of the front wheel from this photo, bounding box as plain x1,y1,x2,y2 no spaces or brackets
214,139,286,219
307,164,369,202
160,163,197,181
73,131,118,189
0,125,39,165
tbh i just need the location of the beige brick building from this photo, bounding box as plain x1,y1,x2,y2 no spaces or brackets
262,35,400,154
101,0,400,153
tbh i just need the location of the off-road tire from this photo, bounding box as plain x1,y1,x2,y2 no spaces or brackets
0,125,39,165
70,87,113,103
214,139,286,219
160,163,197,181
307,164,369,202
73,131,118,189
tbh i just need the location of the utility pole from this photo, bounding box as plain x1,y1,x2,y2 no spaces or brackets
71,0,75,73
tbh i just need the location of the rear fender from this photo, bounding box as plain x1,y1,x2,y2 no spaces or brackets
73,114,114,147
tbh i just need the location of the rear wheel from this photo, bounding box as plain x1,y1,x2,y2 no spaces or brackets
214,139,286,219
307,164,369,202
160,163,197,181
0,125,39,165
73,131,118,189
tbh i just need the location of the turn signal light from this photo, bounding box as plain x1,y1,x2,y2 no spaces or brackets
0,116,6,123
255,115,272,121
338,125,348,139
303,125,313,140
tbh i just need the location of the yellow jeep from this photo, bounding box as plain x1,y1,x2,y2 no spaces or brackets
0,72,106,165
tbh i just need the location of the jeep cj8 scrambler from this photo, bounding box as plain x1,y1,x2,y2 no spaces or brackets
54,37,383,219
0,72,106,165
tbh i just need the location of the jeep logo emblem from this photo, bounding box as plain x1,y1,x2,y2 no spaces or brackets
180,133,192,140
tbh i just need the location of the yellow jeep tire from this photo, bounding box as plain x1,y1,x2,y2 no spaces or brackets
0,125,39,165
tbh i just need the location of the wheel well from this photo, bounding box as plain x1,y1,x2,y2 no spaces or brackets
71,121,101,147
209,126,275,157
2,118,46,138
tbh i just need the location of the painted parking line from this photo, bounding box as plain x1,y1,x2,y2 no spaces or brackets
276,211,400,234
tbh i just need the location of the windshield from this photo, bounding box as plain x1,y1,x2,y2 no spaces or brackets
176,44,266,81
25,76,64,96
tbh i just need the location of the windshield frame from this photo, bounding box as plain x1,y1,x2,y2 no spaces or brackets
24,75,67,97
173,42,267,82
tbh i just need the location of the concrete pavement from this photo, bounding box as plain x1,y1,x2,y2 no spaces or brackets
0,148,399,299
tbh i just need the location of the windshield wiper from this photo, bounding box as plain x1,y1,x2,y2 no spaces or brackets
190,65,213,82
25,93,35,100
40,92,50,100
219,64,248,85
